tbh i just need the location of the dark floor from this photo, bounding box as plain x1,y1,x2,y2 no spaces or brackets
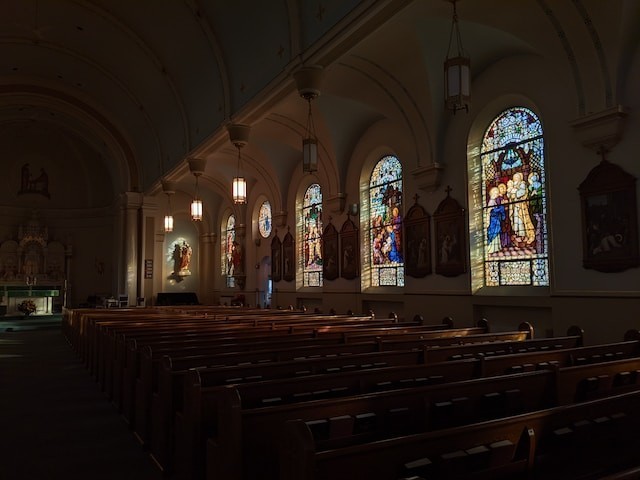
0,325,163,480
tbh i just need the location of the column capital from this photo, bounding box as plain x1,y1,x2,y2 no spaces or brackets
201,233,218,244
120,191,144,209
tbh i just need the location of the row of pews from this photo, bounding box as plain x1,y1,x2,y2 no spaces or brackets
62,306,640,480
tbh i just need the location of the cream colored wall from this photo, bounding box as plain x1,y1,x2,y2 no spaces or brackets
16,1,631,346
0,124,118,309
229,14,640,344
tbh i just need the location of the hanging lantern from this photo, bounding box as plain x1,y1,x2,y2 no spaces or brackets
163,213,174,233
293,65,323,173
161,180,176,232
187,158,206,222
228,124,250,204
444,0,470,113
190,173,203,221
232,172,247,204
302,96,318,173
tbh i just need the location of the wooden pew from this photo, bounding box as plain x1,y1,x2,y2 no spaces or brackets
554,356,640,405
479,340,640,377
193,354,640,480
124,324,504,434
109,319,379,403
153,328,585,470
73,306,310,370
279,389,640,480
135,326,531,455
150,348,429,472
105,313,400,407
192,370,555,480
103,313,416,397
423,326,583,363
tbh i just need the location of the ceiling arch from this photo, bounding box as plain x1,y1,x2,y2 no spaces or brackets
0,0,633,216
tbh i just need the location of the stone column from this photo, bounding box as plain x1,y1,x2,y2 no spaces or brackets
234,223,247,291
140,196,159,305
200,233,217,305
63,241,73,307
120,191,143,304
153,231,165,305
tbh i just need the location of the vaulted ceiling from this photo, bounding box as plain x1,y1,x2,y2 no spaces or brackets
1,1,638,214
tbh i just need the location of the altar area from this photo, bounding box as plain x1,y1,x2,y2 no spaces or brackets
0,212,70,317
2,285,62,316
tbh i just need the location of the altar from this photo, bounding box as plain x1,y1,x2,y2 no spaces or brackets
2,285,62,315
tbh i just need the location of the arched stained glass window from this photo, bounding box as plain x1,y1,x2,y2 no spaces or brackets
302,183,323,287
480,107,548,286
225,214,236,287
369,155,404,286
258,201,272,238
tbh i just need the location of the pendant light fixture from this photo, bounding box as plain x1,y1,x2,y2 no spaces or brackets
444,0,470,113
161,180,176,232
227,123,250,204
232,144,247,204
188,158,207,221
190,173,202,221
302,93,318,173
293,65,323,173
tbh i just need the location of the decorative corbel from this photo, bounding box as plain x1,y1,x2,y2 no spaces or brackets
273,211,288,228
570,105,628,153
326,193,347,214
412,163,444,192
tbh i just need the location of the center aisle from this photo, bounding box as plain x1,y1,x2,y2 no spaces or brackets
0,328,163,480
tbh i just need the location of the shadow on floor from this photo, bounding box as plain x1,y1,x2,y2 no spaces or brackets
0,328,162,480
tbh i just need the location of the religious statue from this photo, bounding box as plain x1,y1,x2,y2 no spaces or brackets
18,164,51,198
170,240,193,280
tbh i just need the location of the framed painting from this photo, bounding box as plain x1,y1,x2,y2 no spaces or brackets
579,160,639,272
322,221,339,281
340,216,359,279
404,200,431,278
434,188,467,277
270,232,282,282
282,228,295,282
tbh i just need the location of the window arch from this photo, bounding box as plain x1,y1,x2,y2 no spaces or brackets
480,107,548,286
302,183,323,287
224,214,237,287
369,155,404,286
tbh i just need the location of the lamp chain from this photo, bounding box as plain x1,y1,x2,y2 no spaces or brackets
306,96,316,140
447,0,465,58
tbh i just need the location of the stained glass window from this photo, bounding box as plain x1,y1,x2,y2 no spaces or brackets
369,155,404,286
225,215,236,288
480,107,549,286
258,201,272,238
302,183,323,287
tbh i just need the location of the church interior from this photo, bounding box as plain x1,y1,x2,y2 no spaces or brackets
1,1,640,478
0,0,638,341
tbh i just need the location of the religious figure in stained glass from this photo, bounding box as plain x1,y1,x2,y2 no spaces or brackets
224,215,237,287
258,200,272,238
302,184,323,287
480,107,549,286
369,155,404,286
